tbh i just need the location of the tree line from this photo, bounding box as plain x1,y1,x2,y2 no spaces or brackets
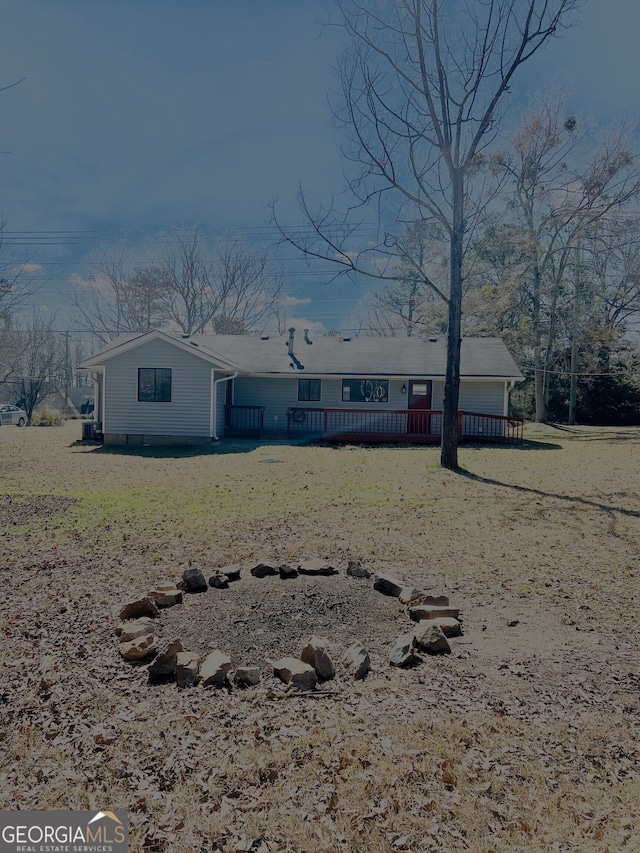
353,91,640,426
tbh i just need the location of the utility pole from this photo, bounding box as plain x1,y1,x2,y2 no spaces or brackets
65,330,71,418
568,239,581,425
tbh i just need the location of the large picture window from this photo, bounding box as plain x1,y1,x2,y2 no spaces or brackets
342,378,388,403
298,378,321,402
138,368,172,402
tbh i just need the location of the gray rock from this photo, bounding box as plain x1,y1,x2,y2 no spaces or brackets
430,616,462,637
272,657,317,690
119,633,157,661
176,652,199,688
413,623,451,654
117,617,155,642
221,565,242,582
148,638,184,683
119,597,160,621
398,587,424,606
343,642,371,680
147,585,183,607
200,650,232,687
181,568,208,592
409,604,460,622
297,559,338,576
300,636,335,681
233,666,262,687
208,571,230,589
373,573,404,597
389,634,420,668
250,562,278,578
411,593,450,607
278,564,299,579
346,561,372,579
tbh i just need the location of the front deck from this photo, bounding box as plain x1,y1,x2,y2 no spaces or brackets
225,405,524,445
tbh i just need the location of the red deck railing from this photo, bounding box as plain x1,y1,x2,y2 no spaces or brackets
225,405,523,444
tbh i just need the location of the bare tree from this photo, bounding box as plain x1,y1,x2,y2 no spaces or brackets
72,247,168,345
213,236,285,334
159,226,219,335
474,94,640,421
588,214,640,333
0,221,39,328
73,228,285,340
276,0,581,468
360,220,449,336
0,314,65,423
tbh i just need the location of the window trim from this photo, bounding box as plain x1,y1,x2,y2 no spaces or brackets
138,367,172,403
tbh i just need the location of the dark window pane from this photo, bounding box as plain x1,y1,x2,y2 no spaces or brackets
138,368,155,401
158,368,172,402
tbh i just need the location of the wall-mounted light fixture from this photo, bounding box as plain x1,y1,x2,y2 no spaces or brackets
401,383,407,394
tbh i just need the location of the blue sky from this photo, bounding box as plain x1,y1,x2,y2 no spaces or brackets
1,0,639,334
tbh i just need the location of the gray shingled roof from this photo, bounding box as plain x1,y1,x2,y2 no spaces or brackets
80,330,523,379
177,332,523,379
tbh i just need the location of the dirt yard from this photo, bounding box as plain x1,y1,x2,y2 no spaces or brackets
0,421,638,852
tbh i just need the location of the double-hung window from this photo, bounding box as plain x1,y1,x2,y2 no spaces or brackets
138,368,172,402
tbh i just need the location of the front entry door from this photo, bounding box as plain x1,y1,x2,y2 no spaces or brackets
407,380,432,434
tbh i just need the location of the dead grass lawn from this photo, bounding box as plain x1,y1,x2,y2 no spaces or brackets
0,422,639,852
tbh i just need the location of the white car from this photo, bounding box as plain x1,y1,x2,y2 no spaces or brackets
0,404,27,426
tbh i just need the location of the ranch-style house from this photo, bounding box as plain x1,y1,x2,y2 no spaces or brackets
78,328,524,446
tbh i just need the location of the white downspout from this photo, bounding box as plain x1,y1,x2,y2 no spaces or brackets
211,370,238,440
504,380,516,416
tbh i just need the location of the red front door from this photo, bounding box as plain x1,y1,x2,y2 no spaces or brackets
407,380,432,434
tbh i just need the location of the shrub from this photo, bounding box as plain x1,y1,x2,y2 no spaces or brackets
32,407,66,426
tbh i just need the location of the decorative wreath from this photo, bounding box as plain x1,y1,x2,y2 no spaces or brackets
291,409,307,424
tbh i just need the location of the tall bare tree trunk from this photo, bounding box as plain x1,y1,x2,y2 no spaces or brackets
441,172,464,469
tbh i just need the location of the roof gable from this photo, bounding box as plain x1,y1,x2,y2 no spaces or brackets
78,330,245,373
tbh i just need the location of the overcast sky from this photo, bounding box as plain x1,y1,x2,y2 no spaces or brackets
1,0,639,333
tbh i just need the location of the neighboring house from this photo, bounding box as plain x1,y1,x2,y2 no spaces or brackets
37,385,94,418
77,329,524,446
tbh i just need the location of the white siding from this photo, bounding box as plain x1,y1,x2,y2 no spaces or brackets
431,380,504,414
459,380,505,415
432,381,444,409
232,376,410,433
104,338,211,437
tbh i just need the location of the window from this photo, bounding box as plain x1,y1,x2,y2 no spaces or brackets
298,378,321,402
138,368,172,402
342,378,388,403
